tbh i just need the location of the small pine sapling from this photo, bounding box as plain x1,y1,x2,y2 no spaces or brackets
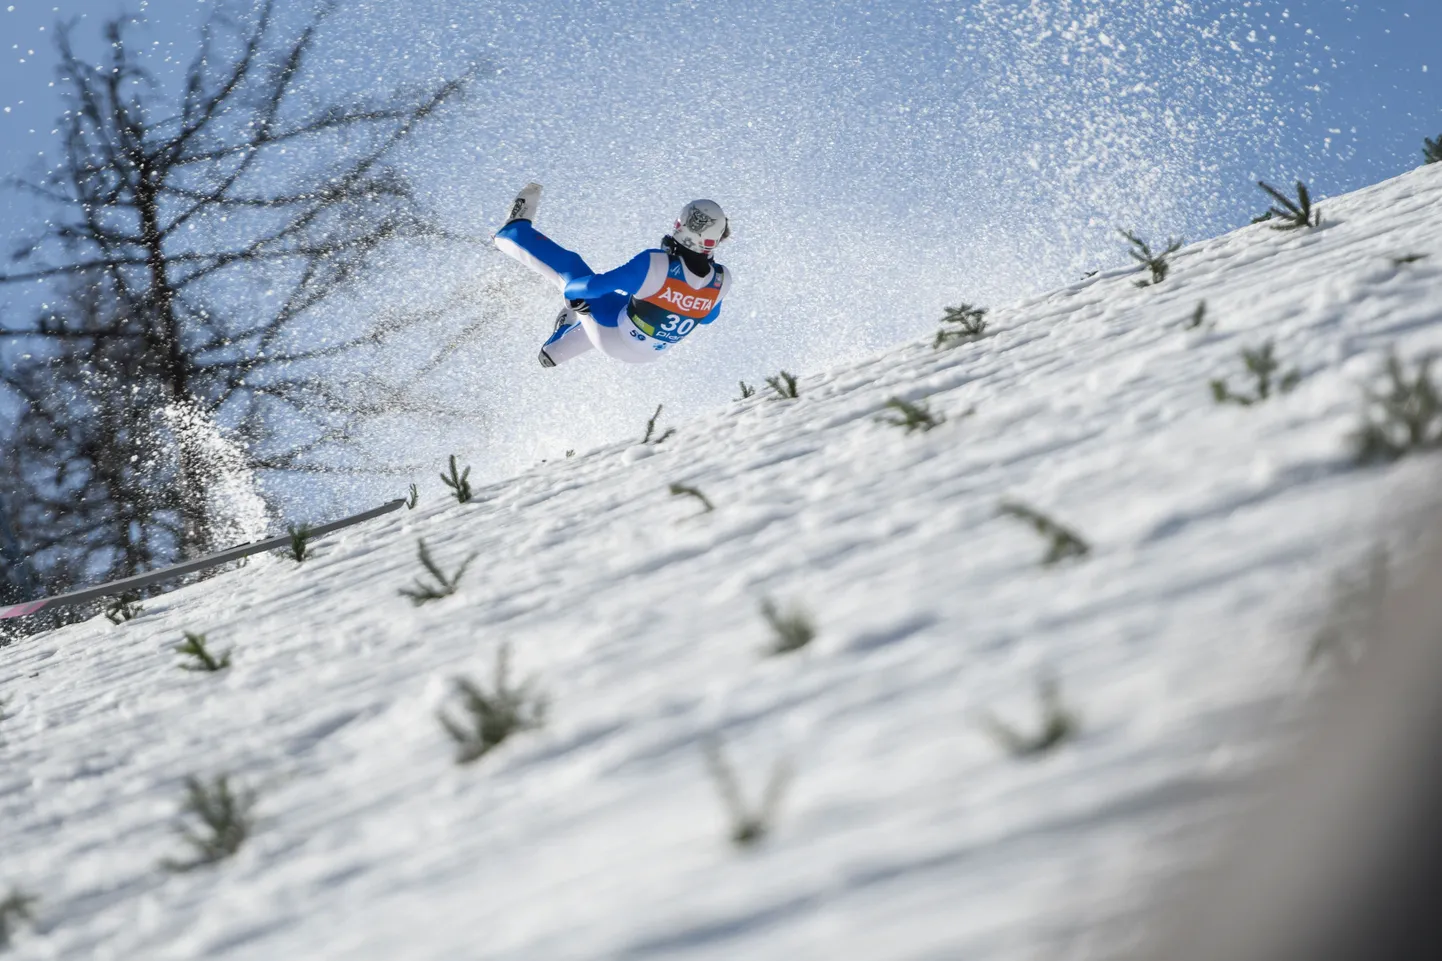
643,404,676,445
979,676,1079,758
1352,352,1442,464
1309,548,1388,668
176,632,232,672
1184,301,1211,330
669,483,715,514
285,523,313,563
160,774,257,872
999,501,1090,566
1424,134,1442,164
878,397,944,433
1257,180,1321,230
766,371,800,399
405,483,419,510
702,736,792,848
105,593,144,624
1210,341,1301,406
441,454,473,503
1120,229,1184,287
565,449,575,458
738,381,756,399
934,304,989,347
398,539,475,606
0,888,37,949
438,644,546,764
761,597,816,655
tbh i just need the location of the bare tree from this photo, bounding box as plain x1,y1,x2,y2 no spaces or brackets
0,0,481,591
3,277,186,592
1,491,39,608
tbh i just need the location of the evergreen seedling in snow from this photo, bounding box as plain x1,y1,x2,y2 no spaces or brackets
441,455,473,503
979,676,1079,758
761,598,816,655
565,449,575,458
643,404,676,445
438,644,546,764
405,483,419,510
702,736,792,848
1424,135,1442,164
737,381,756,399
1352,352,1442,464
284,523,314,563
1309,548,1388,668
878,397,944,434
1120,229,1183,287
934,304,989,347
1184,301,1210,330
766,371,800,399
176,632,231,672
398,539,475,606
1257,180,1321,230
669,483,715,514
999,501,1091,566
105,593,144,624
1210,342,1301,406
161,774,257,872
0,888,37,949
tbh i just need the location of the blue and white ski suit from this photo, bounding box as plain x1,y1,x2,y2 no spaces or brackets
494,219,733,365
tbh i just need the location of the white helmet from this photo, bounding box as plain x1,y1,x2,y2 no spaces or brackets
671,199,730,255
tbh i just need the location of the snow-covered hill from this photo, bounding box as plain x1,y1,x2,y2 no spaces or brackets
4,164,1442,960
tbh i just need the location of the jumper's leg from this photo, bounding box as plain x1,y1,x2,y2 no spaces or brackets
494,219,594,294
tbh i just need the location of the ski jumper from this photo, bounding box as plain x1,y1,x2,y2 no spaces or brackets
494,219,732,365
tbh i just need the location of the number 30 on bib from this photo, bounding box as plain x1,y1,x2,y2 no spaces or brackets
658,314,696,337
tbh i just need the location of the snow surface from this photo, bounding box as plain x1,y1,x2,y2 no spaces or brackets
4,163,1442,960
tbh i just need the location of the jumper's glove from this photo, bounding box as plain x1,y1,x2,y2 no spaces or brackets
567,298,592,316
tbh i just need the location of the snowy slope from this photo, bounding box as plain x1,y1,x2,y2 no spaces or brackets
4,163,1442,960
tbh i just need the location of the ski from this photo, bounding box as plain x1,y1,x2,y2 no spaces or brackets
1,498,406,621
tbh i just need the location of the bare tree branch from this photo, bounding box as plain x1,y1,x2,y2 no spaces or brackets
0,1,484,611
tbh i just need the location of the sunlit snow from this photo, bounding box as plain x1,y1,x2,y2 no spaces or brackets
3,161,1441,959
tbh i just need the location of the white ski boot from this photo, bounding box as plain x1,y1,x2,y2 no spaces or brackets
505,182,542,225
538,306,569,367
538,300,588,368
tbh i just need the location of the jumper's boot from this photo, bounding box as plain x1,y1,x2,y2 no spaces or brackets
504,182,542,226
539,301,586,368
